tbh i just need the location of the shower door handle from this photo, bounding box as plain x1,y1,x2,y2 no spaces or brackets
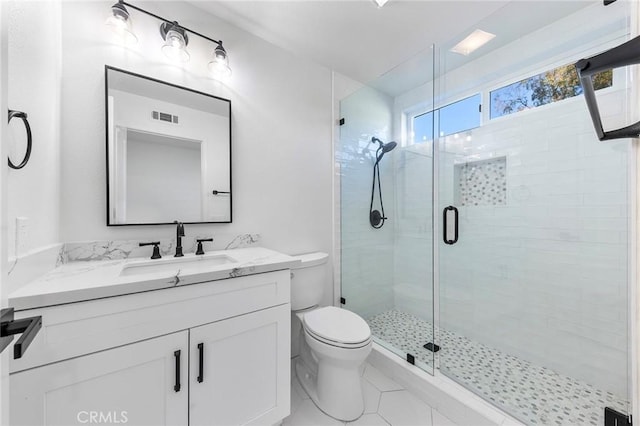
443,206,459,245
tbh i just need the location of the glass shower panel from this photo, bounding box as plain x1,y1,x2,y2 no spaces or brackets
338,46,436,373
436,2,631,424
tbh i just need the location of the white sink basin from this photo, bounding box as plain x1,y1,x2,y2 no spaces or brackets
120,254,237,277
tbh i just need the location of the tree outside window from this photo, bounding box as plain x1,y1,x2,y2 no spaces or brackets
490,64,612,119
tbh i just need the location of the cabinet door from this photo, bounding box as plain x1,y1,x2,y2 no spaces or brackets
11,331,188,426
190,304,290,426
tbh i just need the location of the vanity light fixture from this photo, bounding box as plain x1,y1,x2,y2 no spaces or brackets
373,0,389,8
105,1,231,79
105,1,138,46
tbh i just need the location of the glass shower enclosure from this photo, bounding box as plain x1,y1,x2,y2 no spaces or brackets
337,2,633,424
338,45,436,373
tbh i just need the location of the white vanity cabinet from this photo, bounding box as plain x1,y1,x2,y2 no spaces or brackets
11,331,189,425
9,269,291,426
190,304,290,426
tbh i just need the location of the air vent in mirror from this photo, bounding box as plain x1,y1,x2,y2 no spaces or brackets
152,110,179,124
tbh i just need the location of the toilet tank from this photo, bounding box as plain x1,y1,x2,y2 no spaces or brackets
290,252,329,311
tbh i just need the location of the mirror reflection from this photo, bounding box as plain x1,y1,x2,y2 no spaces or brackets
106,66,231,225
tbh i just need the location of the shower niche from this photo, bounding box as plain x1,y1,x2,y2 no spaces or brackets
454,157,507,207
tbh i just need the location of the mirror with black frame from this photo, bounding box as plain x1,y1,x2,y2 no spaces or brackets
105,66,231,225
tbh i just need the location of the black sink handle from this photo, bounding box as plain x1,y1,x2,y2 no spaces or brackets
139,241,162,259
196,238,214,255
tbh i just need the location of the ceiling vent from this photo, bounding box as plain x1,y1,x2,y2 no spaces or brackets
152,110,179,124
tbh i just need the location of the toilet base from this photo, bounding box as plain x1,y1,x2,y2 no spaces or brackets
295,356,365,422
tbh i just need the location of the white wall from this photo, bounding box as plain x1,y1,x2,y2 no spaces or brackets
0,2,9,424
6,0,61,259
59,1,334,304
634,2,640,419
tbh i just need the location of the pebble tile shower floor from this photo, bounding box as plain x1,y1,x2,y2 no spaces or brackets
367,310,629,426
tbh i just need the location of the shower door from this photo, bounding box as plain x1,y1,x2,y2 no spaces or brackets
436,3,632,424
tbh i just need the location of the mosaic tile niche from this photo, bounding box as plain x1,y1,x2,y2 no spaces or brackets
455,157,507,206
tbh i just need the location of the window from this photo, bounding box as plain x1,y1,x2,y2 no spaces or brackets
411,94,481,144
439,94,482,137
413,111,434,144
490,63,612,119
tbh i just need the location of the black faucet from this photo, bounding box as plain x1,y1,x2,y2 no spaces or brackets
174,221,185,257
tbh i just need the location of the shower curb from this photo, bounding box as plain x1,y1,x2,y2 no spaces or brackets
367,342,524,426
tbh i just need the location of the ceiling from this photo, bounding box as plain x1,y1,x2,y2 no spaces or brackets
190,0,595,96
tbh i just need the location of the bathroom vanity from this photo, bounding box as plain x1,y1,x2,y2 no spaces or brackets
8,247,296,426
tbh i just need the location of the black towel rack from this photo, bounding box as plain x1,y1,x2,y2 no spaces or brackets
7,109,32,169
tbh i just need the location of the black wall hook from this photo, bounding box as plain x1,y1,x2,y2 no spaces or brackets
7,109,32,169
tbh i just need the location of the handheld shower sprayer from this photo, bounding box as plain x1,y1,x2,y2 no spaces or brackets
369,137,397,229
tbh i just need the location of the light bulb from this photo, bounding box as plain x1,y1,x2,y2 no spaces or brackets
208,43,231,79
105,3,138,46
161,24,190,63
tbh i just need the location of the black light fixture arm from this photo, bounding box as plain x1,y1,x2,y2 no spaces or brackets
118,0,224,46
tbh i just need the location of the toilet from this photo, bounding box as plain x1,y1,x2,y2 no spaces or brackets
291,252,372,422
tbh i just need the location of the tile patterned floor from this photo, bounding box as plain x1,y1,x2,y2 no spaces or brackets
367,310,629,426
285,360,458,426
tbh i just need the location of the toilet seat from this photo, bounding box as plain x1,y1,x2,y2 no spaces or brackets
304,327,372,349
302,306,371,348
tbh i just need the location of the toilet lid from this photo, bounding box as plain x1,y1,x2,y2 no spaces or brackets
303,306,371,345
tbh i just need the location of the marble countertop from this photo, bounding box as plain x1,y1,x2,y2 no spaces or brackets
9,247,300,311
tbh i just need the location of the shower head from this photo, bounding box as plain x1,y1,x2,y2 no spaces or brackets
371,137,397,163
382,141,397,153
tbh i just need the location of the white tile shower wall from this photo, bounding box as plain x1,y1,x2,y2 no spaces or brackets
338,85,396,319
7,0,62,258
59,2,333,305
393,2,631,398
438,94,629,397
393,144,434,322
